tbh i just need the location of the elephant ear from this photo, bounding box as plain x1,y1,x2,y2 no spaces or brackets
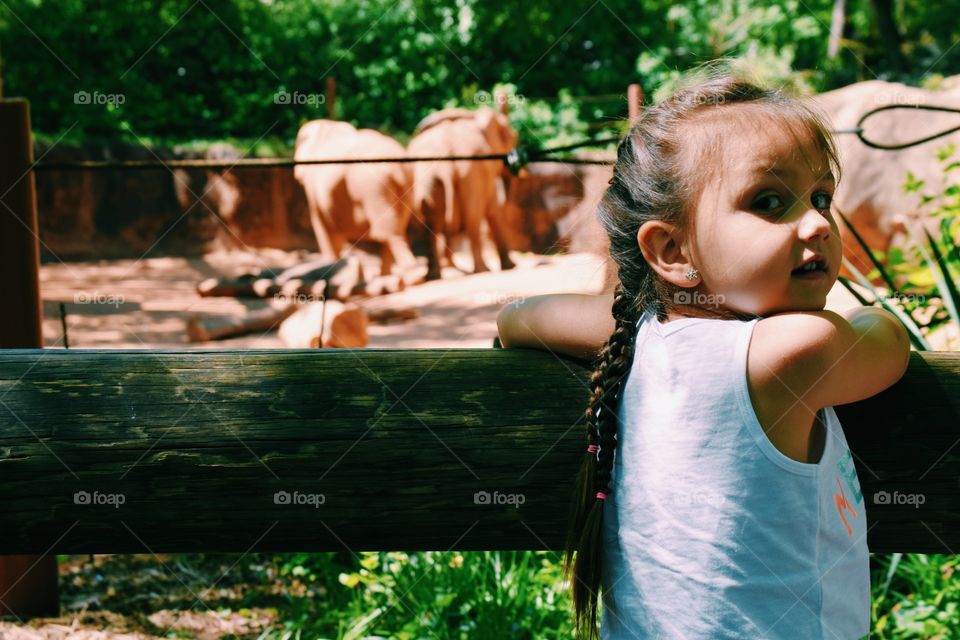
475,107,517,154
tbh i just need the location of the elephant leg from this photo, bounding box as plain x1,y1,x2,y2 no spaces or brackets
379,242,394,278
335,232,372,283
376,237,421,286
442,173,458,269
486,200,516,271
443,240,457,270
426,212,446,281
329,231,348,258
307,189,339,262
385,235,417,275
420,180,446,281
465,205,489,274
368,198,418,279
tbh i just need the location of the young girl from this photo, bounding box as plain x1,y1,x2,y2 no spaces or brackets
497,66,911,640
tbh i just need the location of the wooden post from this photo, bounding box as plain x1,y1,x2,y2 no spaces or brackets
325,77,336,120
0,99,59,617
628,83,643,125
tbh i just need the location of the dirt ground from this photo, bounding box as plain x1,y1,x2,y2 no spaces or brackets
38,245,610,351
36,242,880,352
1,554,286,640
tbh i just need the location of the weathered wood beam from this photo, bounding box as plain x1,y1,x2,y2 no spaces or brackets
0,349,957,555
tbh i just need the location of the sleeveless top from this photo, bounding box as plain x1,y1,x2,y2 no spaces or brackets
599,309,871,639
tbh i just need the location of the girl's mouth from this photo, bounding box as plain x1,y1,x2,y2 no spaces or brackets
792,260,828,280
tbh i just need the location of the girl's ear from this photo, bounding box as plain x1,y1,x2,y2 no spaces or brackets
636,220,697,288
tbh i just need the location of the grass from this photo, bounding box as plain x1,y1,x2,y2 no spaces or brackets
45,550,960,638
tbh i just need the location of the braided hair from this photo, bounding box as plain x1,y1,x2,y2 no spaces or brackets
561,62,841,640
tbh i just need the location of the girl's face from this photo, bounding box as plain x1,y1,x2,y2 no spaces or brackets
684,116,842,319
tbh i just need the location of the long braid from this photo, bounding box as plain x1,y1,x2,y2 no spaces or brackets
563,284,637,554
563,282,649,640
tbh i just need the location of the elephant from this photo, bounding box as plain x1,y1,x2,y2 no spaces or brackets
407,106,518,280
809,79,960,280
293,120,419,282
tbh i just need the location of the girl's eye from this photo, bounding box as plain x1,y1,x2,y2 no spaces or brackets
812,191,833,212
752,192,784,213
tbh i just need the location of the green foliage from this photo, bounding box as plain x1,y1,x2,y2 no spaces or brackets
483,83,622,150
4,0,959,147
263,550,960,638
266,550,573,639
58,549,960,637
871,553,960,638
642,0,825,100
900,144,960,348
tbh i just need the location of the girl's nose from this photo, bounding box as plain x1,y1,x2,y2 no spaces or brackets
797,207,833,242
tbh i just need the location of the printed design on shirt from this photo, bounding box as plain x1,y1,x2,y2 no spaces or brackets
834,449,864,536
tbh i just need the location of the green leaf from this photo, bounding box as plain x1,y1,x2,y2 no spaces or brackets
940,217,960,264
937,142,957,162
835,208,902,296
903,171,926,193
907,268,937,289
840,258,931,350
919,226,960,330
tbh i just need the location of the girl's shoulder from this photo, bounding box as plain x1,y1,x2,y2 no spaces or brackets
747,309,909,414
745,309,908,465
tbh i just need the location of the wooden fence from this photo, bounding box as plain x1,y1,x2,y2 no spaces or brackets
2,89,959,619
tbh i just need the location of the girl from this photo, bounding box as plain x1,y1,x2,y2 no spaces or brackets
497,65,910,640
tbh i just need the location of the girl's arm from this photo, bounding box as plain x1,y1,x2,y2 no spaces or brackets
749,306,911,410
496,293,616,360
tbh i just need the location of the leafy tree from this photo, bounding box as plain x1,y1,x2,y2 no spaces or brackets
0,0,956,145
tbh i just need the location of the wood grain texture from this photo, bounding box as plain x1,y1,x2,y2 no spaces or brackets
0,349,956,554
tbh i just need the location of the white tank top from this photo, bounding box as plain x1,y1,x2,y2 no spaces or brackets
600,309,870,639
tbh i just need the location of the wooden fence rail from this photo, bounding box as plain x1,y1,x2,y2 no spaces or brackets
0,348,958,556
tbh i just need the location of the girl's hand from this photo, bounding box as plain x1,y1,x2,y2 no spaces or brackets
496,293,616,360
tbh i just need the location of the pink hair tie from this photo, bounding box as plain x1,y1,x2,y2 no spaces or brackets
586,444,599,454
596,492,608,500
